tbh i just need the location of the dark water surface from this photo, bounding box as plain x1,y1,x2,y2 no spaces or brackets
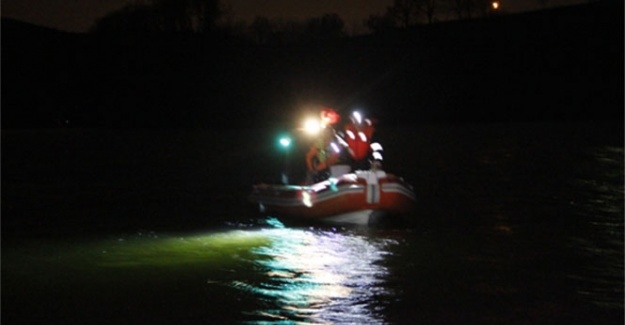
2,122,623,324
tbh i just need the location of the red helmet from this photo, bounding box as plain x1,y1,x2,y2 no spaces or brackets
320,107,340,125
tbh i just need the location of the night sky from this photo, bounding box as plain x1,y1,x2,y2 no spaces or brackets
2,0,587,33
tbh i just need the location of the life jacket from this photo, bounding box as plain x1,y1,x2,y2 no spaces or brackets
344,122,374,161
306,129,339,171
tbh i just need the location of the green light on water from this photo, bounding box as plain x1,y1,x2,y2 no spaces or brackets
97,231,272,268
3,224,396,325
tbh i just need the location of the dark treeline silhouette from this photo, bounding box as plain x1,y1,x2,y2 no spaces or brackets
1,0,622,129
242,13,346,45
91,1,349,46
89,0,498,43
91,0,221,35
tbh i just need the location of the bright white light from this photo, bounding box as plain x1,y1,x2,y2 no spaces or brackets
352,111,362,124
372,152,383,160
311,182,328,192
279,137,291,148
492,1,499,10
239,227,398,324
370,142,383,151
303,118,321,135
344,174,358,182
346,130,356,139
358,131,367,142
336,134,348,147
302,191,313,207
330,142,340,153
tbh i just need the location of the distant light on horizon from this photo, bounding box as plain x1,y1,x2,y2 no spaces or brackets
492,1,500,10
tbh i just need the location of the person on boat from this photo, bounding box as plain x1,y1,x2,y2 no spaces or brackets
343,111,383,171
305,108,342,183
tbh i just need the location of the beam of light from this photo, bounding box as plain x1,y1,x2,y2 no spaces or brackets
95,231,272,268
4,218,400,324
2,229,275,289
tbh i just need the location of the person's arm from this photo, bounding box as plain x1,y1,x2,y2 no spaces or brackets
306,146,317,171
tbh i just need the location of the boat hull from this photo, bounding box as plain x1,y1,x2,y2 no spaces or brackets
249,170,416,225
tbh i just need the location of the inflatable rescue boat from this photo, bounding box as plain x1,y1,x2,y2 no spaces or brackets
249,165,416,225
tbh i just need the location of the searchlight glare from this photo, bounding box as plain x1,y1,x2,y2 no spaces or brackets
304,118,322,135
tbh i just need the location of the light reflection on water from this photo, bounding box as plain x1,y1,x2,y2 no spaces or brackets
3,221,398,324
567,146,624,309
235,219,397,324
3,125,623,324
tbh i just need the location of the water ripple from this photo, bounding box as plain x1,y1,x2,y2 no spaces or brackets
234,223,397,324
